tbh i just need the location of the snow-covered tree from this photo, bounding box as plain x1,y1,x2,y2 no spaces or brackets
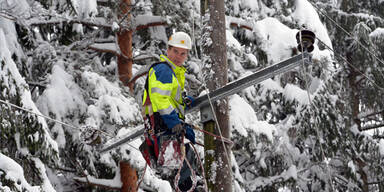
1,0,384,191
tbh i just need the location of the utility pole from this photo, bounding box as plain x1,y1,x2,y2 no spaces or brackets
201,0,232,191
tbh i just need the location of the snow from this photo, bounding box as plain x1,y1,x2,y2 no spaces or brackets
283,84,310,105
247,165,298,190
252,17,297,63
0,153,40,192
292,0,333,51
81,71,142,126
90,43,119,54
370,27,384,39
32,158,56,192
71,0,98,18
134,15,166,27
74,172,122,189
36,63,86,147
112,22,120,31
347,161,356,174
0,28,58,152
241,0,259,10
2,0,380,191
226,30,242,50
380,140,384,156
0,18,24,59
229,94,277,141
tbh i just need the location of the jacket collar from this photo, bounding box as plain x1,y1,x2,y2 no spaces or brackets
159,54,186,72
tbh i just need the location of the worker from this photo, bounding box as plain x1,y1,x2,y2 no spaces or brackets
141,31,197,191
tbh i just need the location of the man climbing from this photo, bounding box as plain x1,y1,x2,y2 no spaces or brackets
141,31,197,191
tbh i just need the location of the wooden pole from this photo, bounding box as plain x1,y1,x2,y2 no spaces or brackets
120,161,138,192
201,0,231,190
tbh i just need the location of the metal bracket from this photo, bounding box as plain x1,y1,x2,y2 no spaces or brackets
200,105,214,123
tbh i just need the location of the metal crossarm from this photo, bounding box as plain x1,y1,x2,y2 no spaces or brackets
99,126,144,153
191,52,311,111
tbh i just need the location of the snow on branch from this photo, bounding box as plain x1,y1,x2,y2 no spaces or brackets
357,109,384,120
89,43,119,56
74,175,122,190
132,15,167,31
74,175,157,191
0,11,17,21
247,165,297,190
28,18,111,28
88,43,159,63
27,15,167,32
360,123,384,131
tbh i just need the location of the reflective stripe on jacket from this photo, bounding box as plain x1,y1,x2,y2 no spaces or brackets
142,55,186,131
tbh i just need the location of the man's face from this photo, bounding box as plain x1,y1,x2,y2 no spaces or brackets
167,46,189,66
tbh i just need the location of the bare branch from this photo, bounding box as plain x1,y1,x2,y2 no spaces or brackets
230,22,253,31
360,123,384,131
358,109,384,119
0,12,16,21
227,16,253,31
27,81,47,88
372,135,384,139
97,0,113,7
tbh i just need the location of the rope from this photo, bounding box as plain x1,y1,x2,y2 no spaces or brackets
193,125,233,145
299,29,335,191
136,163,147,191
0,98,114,138
190,143,209,192
174,136,197,192
203,85,234,182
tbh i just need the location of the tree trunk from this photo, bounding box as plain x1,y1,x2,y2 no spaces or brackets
201,0,232,191
347,52,368,192
117,0,133,90
120,161,138,192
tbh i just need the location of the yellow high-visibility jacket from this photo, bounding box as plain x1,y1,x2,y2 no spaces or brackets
142,55,186,132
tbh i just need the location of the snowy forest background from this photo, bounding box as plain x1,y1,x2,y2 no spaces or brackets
1,0,384,191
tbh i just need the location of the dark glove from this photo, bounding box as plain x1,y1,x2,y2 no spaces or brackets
184,124,196,144
171,124,184,135
183,93,195,109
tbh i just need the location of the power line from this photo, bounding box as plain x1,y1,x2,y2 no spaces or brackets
308,1,384,70
0,97,144,151
0,98,114,138
315,37,384,91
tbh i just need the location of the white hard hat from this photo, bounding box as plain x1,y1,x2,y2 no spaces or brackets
168,32,192,50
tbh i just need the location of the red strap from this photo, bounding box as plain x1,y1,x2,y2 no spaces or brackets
152,135,159,158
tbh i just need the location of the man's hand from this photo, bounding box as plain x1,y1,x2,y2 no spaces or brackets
171,124,184,135
182,92,195,109
171,123,196,144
